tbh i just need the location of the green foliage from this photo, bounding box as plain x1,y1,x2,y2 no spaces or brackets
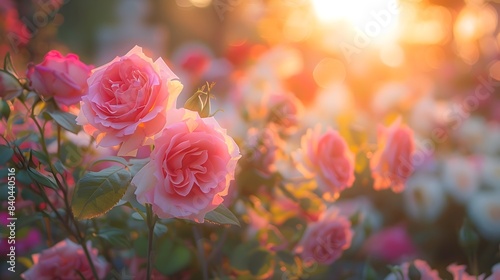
0,145,14,165
44,108,81,134
205,204,240,226
154,239,192,275
71,166,132,220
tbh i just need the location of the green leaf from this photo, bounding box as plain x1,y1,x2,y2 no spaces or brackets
0,70,23,100
90,156,129,169
154,223,168,237
44,109,80,134
3,53,18,77
133,236,148,258
71,166,131,220
155,239,192,275
27,168,58,190
229,240,259,271
248,249,273,277
204,204,240,226
0,145,14,165
276,250,295,266
0,100,10,120
95,228,130,249
128,158,149,176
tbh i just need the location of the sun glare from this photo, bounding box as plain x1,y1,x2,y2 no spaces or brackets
311,0,402,45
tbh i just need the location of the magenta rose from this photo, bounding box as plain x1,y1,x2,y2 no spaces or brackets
363,225,416,263
77,46,183,156
370,118,415,192
295,208,353,265
21,239,109,280
133,109,240,222
294,126,355,196
26,50,93,106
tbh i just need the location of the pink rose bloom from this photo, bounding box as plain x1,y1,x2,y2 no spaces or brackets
448,263,485,280
246,126,281,178
295,208,353,265
267,92,304,134
26,50,93,106
295,126,355,196
21,239,109,280
371,118,415,192
363,225,416,263
77,46,183,156
385,259,440,280
133,109,240,222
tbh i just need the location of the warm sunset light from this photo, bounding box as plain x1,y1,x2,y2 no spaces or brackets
311,0,400,25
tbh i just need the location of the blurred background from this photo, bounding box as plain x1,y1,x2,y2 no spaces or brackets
2,0,500,278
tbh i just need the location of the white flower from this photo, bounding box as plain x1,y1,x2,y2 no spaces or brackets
468,191,500,241
404,175,446,222
455,116,487,153
442,156,480,203
481,157,500,190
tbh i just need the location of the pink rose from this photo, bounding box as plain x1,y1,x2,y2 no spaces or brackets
267,92,304,133
371,118,415,192
385,259,440,280
26,50,93,106
294,126,355,196
246,126,281,178
77,46,183,156
295,208,353,265
133,109,240,222
21,239,109,280
363,225,416,263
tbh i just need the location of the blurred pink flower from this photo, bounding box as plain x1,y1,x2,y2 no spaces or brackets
363,225,417,263
385,259,440,280
371,118,415,192
246,126,281,178
295,208,353,265
447,263,485,280
77,46,183,156
267,92,304,133
133,109,240,222
487,263,500,280
26,50,93,106
21,239,109,280
295,126,355,196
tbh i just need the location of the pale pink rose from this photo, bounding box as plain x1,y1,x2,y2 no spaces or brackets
133,109,240,222
385,259,440,280
294,125,355,196
77,46,183,156
363,225,416,263
371,118,415,192
295,208,353,265
487,263,500,280
26,50,93,106
21,239,109,280
448,263,485,280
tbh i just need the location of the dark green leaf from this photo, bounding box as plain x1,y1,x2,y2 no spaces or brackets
248,249,273,277
71,166,131,220
0,100,10,120
90,156,129,169
128,158,149,176
95,228,130,248
45,109,80,134
0,70,23,100
3,53,18,77
154,223,168,237
0,145,14,165
155,239,192,275
27,168,58,190
204,204,240,226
